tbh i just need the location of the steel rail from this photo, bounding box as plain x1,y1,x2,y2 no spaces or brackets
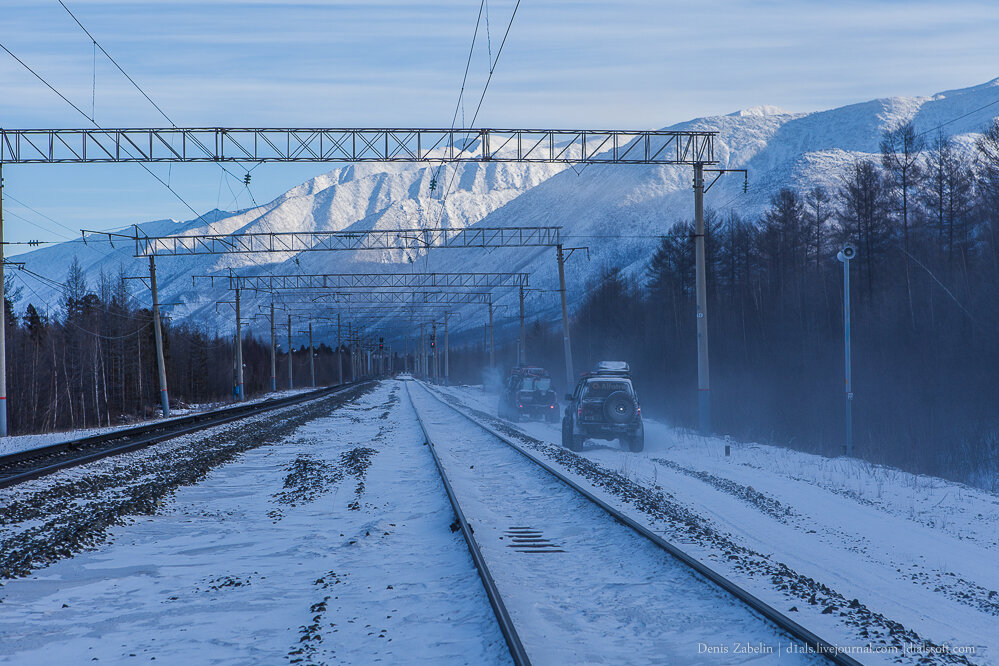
405,382,531,666
413,381,862,666
0,381,367,490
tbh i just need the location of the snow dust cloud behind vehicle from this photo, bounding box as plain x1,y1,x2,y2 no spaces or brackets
562,361,644,452
498,366,560,423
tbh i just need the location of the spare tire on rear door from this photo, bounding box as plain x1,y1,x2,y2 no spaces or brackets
603,391,635,423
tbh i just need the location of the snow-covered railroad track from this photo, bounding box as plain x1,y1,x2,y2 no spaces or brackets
407,380,857,665
0,382,368,489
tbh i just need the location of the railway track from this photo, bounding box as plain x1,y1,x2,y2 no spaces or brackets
406,380,860,666
0,382,366,490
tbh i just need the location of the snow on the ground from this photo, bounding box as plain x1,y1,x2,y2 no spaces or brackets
0,387,316,457
0,381,508,665
435,383,996,665
407,382,823,665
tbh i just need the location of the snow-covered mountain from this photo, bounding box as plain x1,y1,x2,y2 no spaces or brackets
12,78,999,342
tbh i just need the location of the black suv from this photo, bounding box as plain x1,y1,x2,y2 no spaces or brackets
499,366,560,422
562,362,644,452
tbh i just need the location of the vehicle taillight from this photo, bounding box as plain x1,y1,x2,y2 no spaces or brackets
577,405,582,417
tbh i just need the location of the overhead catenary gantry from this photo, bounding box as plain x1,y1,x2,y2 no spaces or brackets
211,271,529,291
0,125,720,434
0,128,714,165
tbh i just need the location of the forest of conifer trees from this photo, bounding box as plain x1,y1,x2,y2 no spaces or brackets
3,259,351,435
451,119,999,489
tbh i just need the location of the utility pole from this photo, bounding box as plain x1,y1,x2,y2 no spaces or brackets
431,323,438,383
308,322,315,387
0,162,6,436
404,334,408,373
488,302,495,369
149,255,170,417
693,162,710,433
269,300,277,392
519,284,526,367
444,312,450,385
837,244,857,456
337,313,343,385
556,244,574,394
419,324,425,378
287,314,293,389
235,287,244,401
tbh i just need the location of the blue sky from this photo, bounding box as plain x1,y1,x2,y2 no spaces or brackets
2,0,999,251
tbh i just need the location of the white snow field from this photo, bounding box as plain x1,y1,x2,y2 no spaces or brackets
1,379,993,665
433,383,997,665
0,382,508,665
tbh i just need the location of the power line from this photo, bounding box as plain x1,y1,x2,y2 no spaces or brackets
917,96,999,137
434,0,524,227
58,0,177,126
52,5,260,228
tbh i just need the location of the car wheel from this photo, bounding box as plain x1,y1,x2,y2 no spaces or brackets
629,429,645,452
561,418,571,448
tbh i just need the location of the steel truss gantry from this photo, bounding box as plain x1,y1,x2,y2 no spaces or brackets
1,128,716,165
122,226,560,257
307,291,491,305
206,271,529,291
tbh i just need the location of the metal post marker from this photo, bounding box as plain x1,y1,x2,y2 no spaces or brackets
693,162,711,434
337,313,343,385
557,244,575,396
235,287,244,401
444,312,450,386
149,255,170,417
309,323,315,387
519,284,526,366
837,244,857,456
488,303,495,369
0,162,6,436
269,301,277,392
287,314,293,389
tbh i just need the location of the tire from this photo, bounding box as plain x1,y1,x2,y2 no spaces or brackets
628,432,645,452
563,418,583,451
546,410,559,424
604,391,636,424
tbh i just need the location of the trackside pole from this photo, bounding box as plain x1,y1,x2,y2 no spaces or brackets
287,314,293,389
269,301,277,392
444,312,450,385
693,162,711,433
149,255,170,417
839,249,854,456
519,284,526,366
308,322,315,388
0,163,6,436
235,287,244,401
557,244,575,394
337,313,343,385
488,303,494,369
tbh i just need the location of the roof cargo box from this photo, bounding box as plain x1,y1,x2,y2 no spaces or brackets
595,361,630,374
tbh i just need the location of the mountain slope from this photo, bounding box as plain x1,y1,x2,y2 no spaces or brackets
12,78,999,342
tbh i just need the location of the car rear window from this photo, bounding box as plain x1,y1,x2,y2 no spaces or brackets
583,380,630,398
519,377,552,391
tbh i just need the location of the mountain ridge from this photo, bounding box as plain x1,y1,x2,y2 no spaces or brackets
11,78,999,342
